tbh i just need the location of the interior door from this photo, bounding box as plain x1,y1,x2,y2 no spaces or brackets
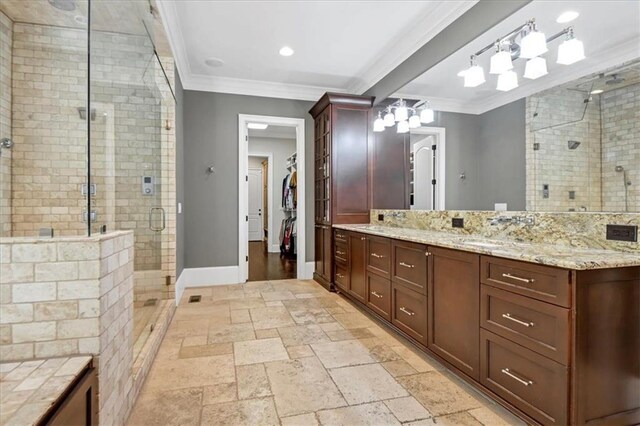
248,168,263,241
413,136,435,210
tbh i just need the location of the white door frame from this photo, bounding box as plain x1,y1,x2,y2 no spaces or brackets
239,114,306,283
248,153,274,248
410,126,446,210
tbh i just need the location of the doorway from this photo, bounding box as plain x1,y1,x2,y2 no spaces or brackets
410,127,446,210
239,115,306,282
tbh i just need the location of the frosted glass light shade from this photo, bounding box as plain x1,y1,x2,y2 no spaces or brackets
489,51,513,74
524,57,548,80
557,38,585,65
496,70,518,91
373,117,385,132
520,30,548,59
408,114,421,128
394,106,408,122
396,120,409,133
464,65,485,87
383,111,395,127
420,108,434,124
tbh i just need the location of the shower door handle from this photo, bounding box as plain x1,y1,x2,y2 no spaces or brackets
149,207,165,232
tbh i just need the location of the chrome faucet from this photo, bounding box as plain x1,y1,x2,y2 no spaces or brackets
488,215,535,226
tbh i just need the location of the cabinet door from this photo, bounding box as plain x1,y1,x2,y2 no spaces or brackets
323,226,332,280
315,225,324,277
428,247,481,380
348,232,367,303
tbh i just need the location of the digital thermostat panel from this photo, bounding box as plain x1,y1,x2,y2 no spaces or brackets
142,176,155,195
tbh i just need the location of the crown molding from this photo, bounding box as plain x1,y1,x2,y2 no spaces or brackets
395,38,640,115
155,0,192,81
347,1,478,95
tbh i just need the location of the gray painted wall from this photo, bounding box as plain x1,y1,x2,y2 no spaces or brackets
477,99,526,210
175,70,185,276
183,91,313,268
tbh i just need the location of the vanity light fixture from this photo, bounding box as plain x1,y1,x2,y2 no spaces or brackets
523,57,548,80
496,70,519,91
247,123,268,130
590,89,604,95
556,11,579,24
373,99,437,133
461,19,585,90
557,28,585,65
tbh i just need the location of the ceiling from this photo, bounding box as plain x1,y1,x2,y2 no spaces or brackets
397,0,640,114
0,0,173,57
157,0,476,101
248,125,296,140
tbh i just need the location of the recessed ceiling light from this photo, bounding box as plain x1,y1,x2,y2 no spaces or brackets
279,46,294,57
247,123,268,130
590,89,604,94
557,11,579,23
204,58,224,68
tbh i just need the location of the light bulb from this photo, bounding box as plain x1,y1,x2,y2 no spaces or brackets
489,50,513,75
557,37,585,65
373,114,385,132
464,65,485,87
420,108,434,124
396,120,409,134
520,30,548,59
383,111,395,127
408,114,421,129
496,70,518,92
523,57,548,80
394,105,408,122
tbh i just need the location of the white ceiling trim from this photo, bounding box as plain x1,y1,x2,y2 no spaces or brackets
155,0,192,83
347,1,478,95
396,38,640,115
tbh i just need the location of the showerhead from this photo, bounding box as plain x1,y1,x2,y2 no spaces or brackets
606,74,625,85
568,140,581,150
615,166,625,172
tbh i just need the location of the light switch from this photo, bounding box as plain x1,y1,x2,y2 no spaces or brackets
178,202,182,214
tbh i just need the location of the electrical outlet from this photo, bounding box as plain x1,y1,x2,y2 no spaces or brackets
378,214,384,221
452,218,464,228
606,225,637,242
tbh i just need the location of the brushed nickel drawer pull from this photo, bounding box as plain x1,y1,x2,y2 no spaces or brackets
336,250,346,255
501,368,534,386
502,313,534,327
361,237,366,240
502,273,535,284
371,253,385,258
425,252,432,256
371,291,383,298
336,233,345,239
399,262,415,269
399,307,415,316
336,273,345,278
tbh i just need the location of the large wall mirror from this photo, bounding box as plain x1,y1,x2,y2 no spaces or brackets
370,0,639,213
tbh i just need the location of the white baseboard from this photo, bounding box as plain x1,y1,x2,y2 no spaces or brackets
175,270,186,306
269,244,280,253
182,266,241,289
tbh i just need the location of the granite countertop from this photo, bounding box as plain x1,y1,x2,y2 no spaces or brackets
0,356,92,426
333,224,640,270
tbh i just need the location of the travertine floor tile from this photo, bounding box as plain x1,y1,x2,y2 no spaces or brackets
289,308,335,325
202,382,237,405
234,338,289,365
311,340,375,369
324,327,375,341
316,402,400,426
468,406,524,425
328,363,408,404
391,345,439,373
261,290,297,301
265,356,346,417
179,343,233,359
286,344,315,359
332,312,375,329
143,354,236,391
398,372,481,416
237,364,272,399
200,397,279,426
229,297,266,310
277,324,330,347
433,411,483,425
255,328,279,339
281,413,319,426
207,323,255,344
381,360,418,377
250,307,296,330
230,308,251,324
384,396,431,422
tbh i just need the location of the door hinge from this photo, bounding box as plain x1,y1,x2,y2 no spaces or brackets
431,179,437,185
245,135,248,141
246,215,248,221
246,175,248,182
246,255,249,261
432,144,437,151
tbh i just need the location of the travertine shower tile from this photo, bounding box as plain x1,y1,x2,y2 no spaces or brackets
328,363,408,404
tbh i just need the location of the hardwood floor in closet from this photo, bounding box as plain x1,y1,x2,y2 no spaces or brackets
248,241,296,281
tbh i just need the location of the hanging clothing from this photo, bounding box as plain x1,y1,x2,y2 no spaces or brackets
279,217,297,259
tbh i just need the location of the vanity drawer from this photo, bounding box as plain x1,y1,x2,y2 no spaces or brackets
367,236,391,278
334,241,348,265
334,229,348,244
335,264,349,291
392,283,427,345
481,285,570,364
392,240,428,295
367,272,391,321
481,256,571,308
480,330,568,425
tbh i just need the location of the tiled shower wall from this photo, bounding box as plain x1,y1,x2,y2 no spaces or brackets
5,22,176,299
601,82,639,212
526,82,639,212
0,12,12,237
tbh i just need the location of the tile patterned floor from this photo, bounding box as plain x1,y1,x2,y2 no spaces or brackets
127,279,523,426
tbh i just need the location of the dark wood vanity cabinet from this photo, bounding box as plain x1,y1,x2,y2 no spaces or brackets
310,93,373,290
44,366,98,426
331,229,640,426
